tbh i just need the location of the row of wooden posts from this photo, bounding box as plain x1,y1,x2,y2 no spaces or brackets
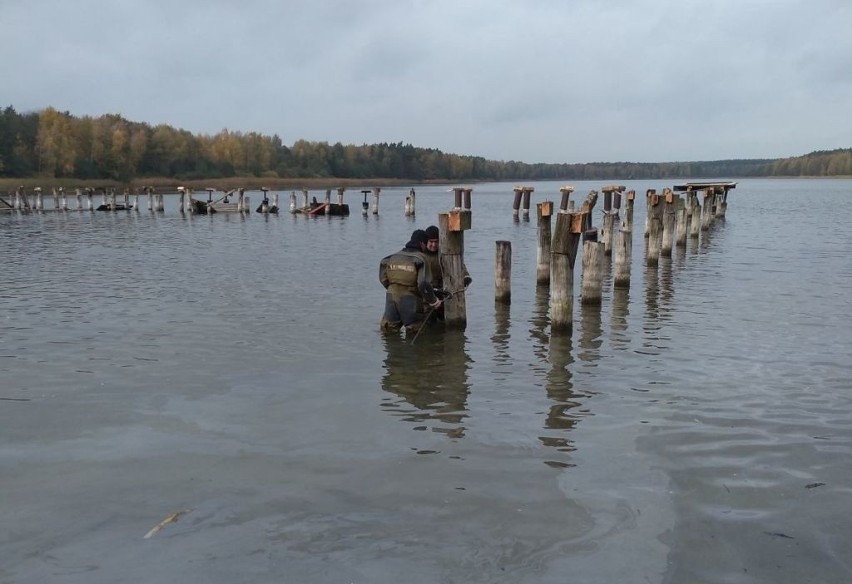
1,185,423,217
436,183,734,335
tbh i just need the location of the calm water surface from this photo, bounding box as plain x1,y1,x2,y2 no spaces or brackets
1,179,851,584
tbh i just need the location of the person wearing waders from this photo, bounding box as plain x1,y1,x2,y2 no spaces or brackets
379,229,442,333
422,224,471,322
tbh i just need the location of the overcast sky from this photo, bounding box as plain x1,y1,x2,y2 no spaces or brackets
4,0,851,164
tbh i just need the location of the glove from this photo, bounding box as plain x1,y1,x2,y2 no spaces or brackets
463,276,472,288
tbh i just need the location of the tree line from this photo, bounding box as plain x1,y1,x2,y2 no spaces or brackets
1,105,851,182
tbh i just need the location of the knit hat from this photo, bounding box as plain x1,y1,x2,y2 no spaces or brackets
406,229,428,248
424,225,439,240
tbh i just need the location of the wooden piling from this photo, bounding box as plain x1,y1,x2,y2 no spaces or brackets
688,191,700,238
324,189,332,215
371,187,380,215
495,240,512,304
646,190,664,266
463,188,472,210
512,187,522,218
361,190,370,215
624,190,635,232
701,188,713,231
581,232,604,305
408,188,416,216
559,185,574,211
439,211,470,329
613,217,633,289
336,187,346,205
661,188,676,257
522,187,533,218
675,195,688,246
550,210,585,334
35,187,44,211
536,201,553,286
289,192,297,213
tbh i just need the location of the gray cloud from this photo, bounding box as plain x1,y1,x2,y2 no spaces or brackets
3,0,850,163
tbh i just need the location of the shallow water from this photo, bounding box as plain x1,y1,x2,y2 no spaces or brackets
1,179,851,583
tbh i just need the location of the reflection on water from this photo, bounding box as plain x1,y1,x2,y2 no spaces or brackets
380,330,470,438
541,334,579,467
611,287,630,350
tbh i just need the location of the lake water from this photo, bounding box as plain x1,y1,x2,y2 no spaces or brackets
1,178,851,584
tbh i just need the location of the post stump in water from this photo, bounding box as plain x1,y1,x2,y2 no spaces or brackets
550,210,585,334
439,210,471,329
661,188,676,257
646,190,664,266
495,240,512,304
536,201,553,286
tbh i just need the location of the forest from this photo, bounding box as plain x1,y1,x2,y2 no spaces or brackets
1,105,851,184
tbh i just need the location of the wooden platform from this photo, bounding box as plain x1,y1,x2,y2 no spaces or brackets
672,181,737,192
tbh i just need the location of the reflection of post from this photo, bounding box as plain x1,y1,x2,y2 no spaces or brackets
493,303,511,365
542,333,578,466
529,285,550,363
380,331,470,438
578,303,603,364
611,287,630,350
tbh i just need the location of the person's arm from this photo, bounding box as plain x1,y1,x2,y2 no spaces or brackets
415,258,439,306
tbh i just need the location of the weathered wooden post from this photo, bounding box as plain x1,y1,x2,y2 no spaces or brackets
13,186,22,210
35,187,44,211
613,215,633,289
361,190,370,215
715,187,727,218
522,187,534,219
661,188,676,257
371,187,381,215
289,192,297,213
336,187,346,206
463,188,472,210
51,188,59,210
131,188,139,211
85,188,94,211
452,187,463,208
512,187,523,219
324,189,332,215
536,200,553,286
600,184,624,256
60,187,68,211
646,189,664,266
301,188,310,211
260,187,270,213
624,190,635,232
185,187,194,213
675,195,688,247
550,209,585,334
438,207,471,329
581,227,604,305
495,240,512,304
559,185,574,212
122,188,130,210
408,188,416,216
75,188,83,211
613,189,635,289
109,188,118,211
156,192,165,212
701,188,714,231
688,190,700,238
